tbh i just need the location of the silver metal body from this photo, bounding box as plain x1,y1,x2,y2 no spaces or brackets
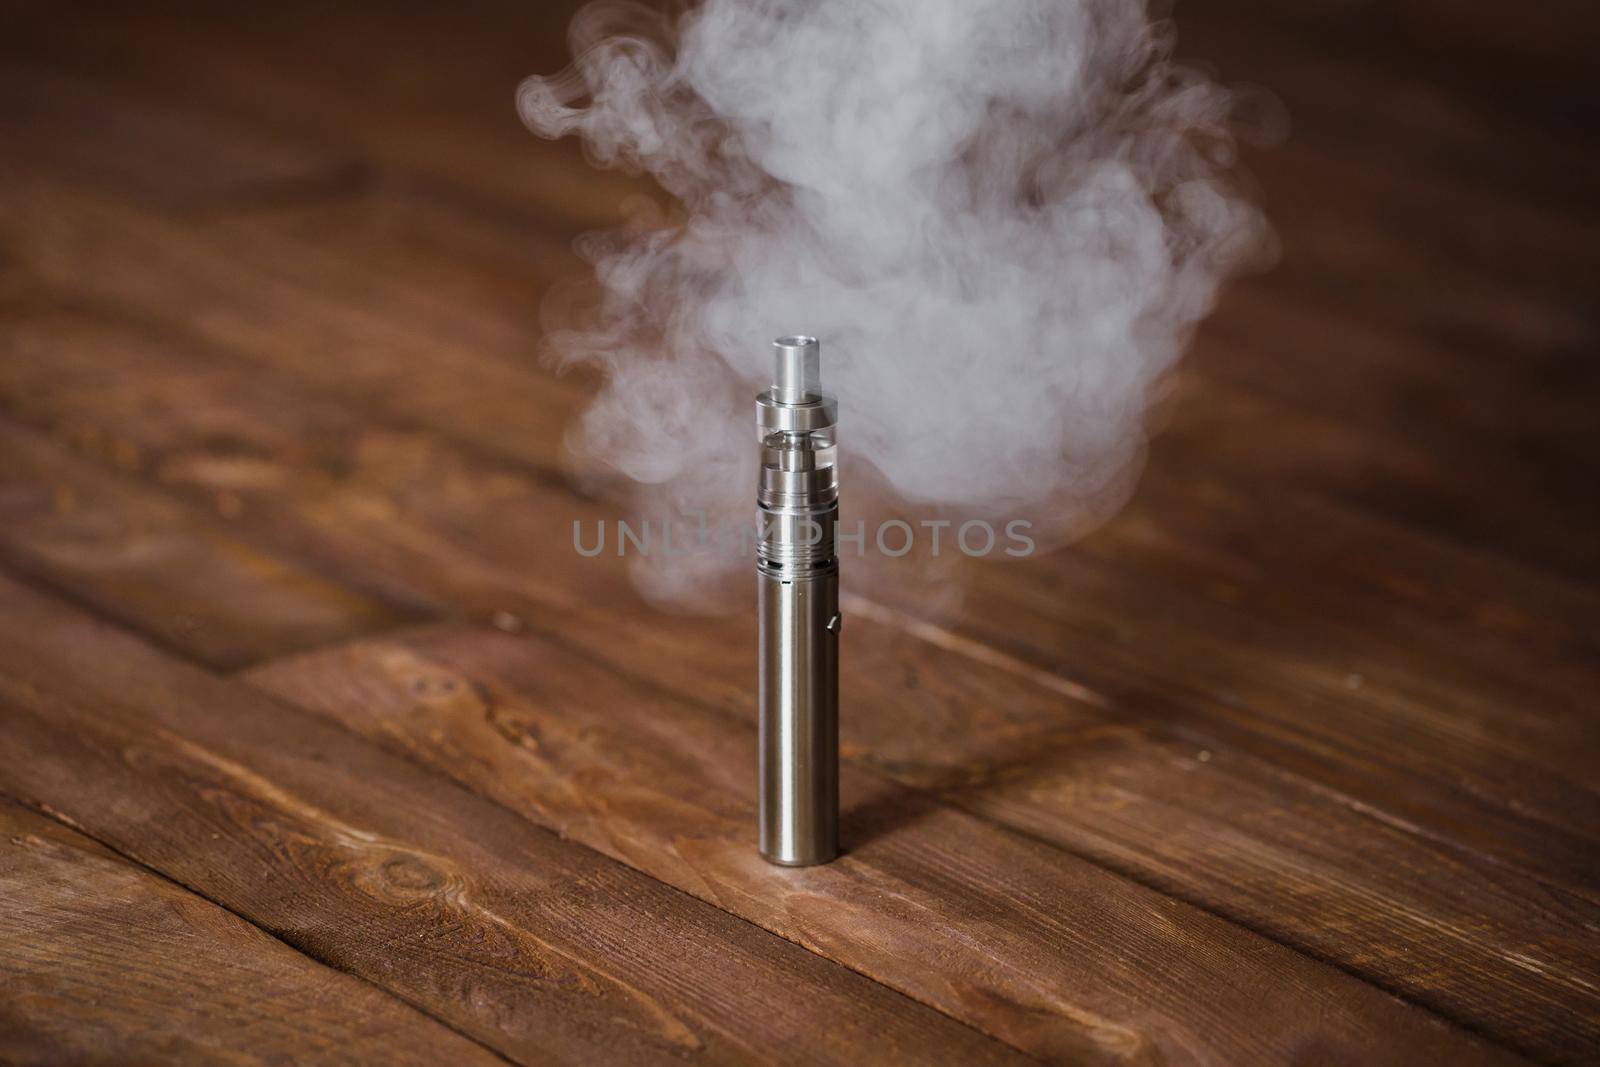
757,336,840,866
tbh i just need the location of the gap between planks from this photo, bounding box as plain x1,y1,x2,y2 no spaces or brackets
0,55,1591,1059
0,542,1535,1062
2,276,1573,901
234,606,1547,1065
841,592,1597,907
0,354,1586,1050
0,785,522,1067
0,379,1569,946
0,560,1051,1066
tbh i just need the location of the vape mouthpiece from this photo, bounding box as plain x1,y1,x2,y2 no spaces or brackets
756,334,840,867
772,335,821,405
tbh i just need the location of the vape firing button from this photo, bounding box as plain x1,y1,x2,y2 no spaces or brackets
826,613,842,634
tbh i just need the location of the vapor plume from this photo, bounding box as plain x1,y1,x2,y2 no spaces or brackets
520,0,1268,608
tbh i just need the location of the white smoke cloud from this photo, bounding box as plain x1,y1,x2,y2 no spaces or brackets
520,0,1269,609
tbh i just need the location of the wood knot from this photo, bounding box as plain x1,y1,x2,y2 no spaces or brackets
379,853,448,892
348,847,463,905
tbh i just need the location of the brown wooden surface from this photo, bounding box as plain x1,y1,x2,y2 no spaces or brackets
0,797,505,1067
0,1,1596,1064
0,574,1024,1067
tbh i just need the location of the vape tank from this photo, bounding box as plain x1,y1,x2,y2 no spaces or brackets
757,335,840,866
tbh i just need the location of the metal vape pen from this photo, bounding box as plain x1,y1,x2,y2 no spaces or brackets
757,335,840,866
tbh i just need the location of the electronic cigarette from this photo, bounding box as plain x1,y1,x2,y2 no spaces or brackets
756,335,840,866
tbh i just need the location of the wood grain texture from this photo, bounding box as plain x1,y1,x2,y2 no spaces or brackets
8,41,1594,590
0,63,354,209
0,419,423,669
0,306,1542,1060
213,158,1600,809
24,0,1597,568
0,304,1594,1058
244,623,1525,1066
928,521,1600,887
0,176,583,477
0,0,1595,1062
4,148,1593,901
0,575,1023,1067
0,0,643,228
3,56,1592,901
0,798,504,1067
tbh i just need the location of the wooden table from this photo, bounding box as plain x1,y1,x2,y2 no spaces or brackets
1,2,1595,1063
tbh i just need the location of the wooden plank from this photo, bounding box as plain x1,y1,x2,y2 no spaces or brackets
3,270,1593,893
6,67,1593,601
0,574,1024,1067
246,175,1587,560
1189,2,1600,176
0,309,1587,1058
939,729,1600,1065
1223,147,1597,354
1204,278,1597,476
1082,458,1599,750
126,0,1600,268
14,0,1597,388
210,179,1600,659
6,37,1596,592
0,798,505,1067
0,0,1587,1062
0,0,644,231
0,178,584,480
4,116,1594,773
7,151,1595,603
19,0,1590,778
5,294,1597,934
936,541,1600,859
238,174,1600,586
238,621,1534,1066
3,22,1587,1036
0,418,426,670
13,0,1597,432
1205,146,1600,506
1158,369,1599,589
18,0,1597,233
247,622,1600,1063
0,63,354,208
964,387,1600,794
220,180,588,348
1187,345,1600,589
